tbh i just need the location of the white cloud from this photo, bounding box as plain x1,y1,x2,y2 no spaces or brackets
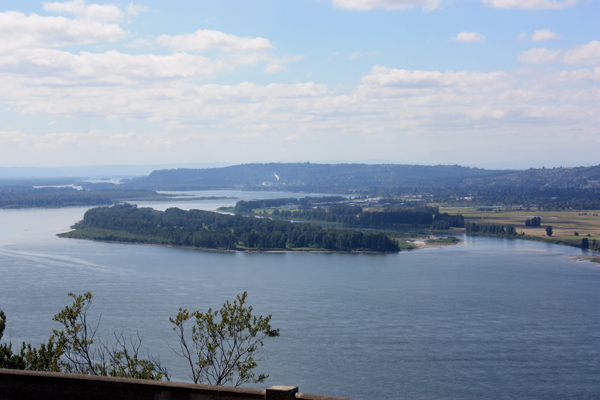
482,0,578,10
156,30,272,53
0,9,305,119
531,29,559,41
126,3,148,15
265,64,286,74
517,48,562,64
331,0,442,11
0,11,285,83
517,41,600,66
0,130,29,143
563,41,600,66
450,32,486,43
0,48,225,84
0,11,126,52
43,0,123,21
361,66,508,88
0,129,146,150
4,62,595,132
1,64,597,165
0,3,597,165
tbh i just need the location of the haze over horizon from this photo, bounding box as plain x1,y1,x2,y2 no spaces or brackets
1,0,598,169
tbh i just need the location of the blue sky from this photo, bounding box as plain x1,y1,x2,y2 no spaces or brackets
0,0,598,169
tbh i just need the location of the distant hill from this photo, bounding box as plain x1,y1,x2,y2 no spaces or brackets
473,165,600,189
126,163,513,191
126,163,600,192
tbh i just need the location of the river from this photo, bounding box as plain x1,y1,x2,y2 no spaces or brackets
0,190,599,399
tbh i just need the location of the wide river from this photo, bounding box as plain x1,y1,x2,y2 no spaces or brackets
0,190,599,400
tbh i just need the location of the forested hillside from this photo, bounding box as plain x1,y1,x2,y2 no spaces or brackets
126,163,511,191
463,165,600,189
127,163,600,192
122,163,600,210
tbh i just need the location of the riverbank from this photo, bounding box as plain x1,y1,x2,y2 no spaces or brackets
58,236,402,254
443,208,599,252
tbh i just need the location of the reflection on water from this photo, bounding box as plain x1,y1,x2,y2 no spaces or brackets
0,192,599,400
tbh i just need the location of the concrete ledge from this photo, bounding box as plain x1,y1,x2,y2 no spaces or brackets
0,369,264,400
296,394,357,400
0,370,360,400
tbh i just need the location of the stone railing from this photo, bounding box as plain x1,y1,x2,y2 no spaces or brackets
0,369,360,400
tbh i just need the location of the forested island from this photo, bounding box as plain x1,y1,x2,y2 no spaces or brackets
59,203,403,253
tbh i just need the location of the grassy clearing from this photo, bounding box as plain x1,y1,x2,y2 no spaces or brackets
442,208,600,247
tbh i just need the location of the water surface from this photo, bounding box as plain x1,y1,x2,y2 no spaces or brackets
0,192,598,399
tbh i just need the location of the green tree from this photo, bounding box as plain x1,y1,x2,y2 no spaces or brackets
0,310,64,372
581,237,589,249
170,292,279,386
546,225,553,236
52,292,168,380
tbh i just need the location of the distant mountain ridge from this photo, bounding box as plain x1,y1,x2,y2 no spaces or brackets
127,163,507,190
125,163,600,192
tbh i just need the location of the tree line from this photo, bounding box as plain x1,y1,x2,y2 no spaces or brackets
233,196,348,213
261,204,464,230
0,186,168,209
465,222,519,236
61,203,400,252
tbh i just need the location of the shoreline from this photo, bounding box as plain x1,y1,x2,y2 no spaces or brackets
453,228,598,252
58,234,460,254
58,236,401,254
407,238,462,250
568,255,600,265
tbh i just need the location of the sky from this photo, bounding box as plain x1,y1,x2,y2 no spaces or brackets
0,0,598,169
